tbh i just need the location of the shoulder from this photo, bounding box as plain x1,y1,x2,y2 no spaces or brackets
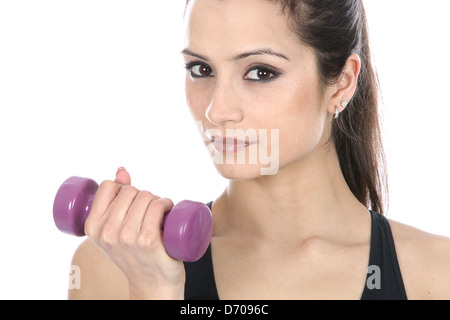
68,239,130,300
388,218,450,300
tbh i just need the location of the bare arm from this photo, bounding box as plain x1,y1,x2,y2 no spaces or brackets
415,234,450,299
390,220,450,300
68,239,130,300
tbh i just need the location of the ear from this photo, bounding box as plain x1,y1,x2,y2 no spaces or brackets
326,53,361,117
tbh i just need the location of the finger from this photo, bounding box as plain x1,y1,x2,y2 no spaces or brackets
139,198,175,245
84,180,122,238
103,185,139,231
120,191,159,244
114,167,131,186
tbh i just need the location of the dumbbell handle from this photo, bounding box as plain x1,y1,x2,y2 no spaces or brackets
53,176,213,262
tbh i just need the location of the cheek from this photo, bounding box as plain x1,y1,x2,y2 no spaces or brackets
185,81,209,120
270,82,327,162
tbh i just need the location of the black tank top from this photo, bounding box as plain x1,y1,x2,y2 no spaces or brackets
184,201,408,300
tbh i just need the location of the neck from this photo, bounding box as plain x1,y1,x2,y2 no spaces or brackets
212,145,369,244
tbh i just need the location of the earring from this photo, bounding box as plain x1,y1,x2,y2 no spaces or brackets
335,97,350,119
341,100,349,109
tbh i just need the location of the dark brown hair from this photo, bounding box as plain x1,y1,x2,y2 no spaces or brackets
274,0,387,214
186,0,388,214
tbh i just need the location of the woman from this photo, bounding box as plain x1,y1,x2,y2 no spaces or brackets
69,0,450,300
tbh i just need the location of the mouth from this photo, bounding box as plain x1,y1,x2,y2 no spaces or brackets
209,135,255,154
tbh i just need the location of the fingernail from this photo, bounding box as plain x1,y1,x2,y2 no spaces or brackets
116,167,126,176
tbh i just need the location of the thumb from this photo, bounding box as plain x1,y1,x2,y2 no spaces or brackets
114,167,131,185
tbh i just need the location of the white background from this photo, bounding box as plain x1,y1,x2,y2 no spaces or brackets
0,0,449,299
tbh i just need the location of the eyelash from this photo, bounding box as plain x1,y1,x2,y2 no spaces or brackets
184,61,214,78
245,65,281,83
184,61,281,83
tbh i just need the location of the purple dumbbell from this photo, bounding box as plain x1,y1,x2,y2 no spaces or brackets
53,176,213,262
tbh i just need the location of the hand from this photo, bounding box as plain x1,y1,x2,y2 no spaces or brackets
84,167,185,299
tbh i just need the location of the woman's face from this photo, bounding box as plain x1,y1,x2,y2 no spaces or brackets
183,0,333,180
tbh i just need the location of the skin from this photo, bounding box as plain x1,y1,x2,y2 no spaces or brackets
69,0,450,300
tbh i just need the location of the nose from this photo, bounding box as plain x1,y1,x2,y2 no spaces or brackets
205,82,244,126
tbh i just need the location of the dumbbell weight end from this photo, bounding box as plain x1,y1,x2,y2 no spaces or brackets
53,176,98,237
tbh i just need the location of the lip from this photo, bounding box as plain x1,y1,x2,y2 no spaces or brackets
210,135,255,153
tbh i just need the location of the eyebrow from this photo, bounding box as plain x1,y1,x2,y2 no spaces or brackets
181,49,210,61
233,48,290,62
181,48,290,62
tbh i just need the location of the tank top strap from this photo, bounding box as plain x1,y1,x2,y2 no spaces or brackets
361,210,408,300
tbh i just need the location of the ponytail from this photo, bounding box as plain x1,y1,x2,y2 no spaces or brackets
279,0,388,214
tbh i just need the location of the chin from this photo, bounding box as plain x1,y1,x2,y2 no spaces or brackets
213,163,279,181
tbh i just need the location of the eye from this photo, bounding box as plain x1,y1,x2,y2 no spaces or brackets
244,66,280,82
185,62,214,78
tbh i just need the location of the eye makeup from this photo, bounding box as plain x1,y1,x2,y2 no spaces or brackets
184,61,282,83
